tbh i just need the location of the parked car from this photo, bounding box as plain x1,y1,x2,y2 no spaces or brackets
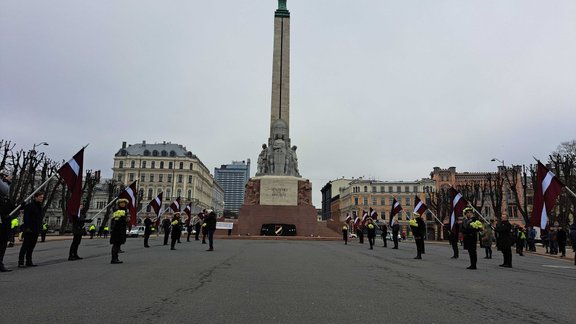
127,226,145,238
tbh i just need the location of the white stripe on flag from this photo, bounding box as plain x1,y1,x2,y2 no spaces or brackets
453,194,461,207
69,158,80,176
540,205,548,229
542,172,553,193
415,201,423,212
126,188,135,205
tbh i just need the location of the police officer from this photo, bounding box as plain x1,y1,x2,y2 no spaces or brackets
143,216,152,248
366,218,376,250
9,217,19,247
89,224,96,239
391,215,400,249
170,213,181,250
342,223,348,245
110,198,128,264
41,222,48,242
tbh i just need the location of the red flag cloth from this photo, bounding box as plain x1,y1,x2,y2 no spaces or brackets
361,210,368,222
57,148,84,221
530,162,564,229
119,181,138,226
345,213,352,223
184,203,192,217
170,197,181,212
148,192,163,224
449,187,468,232
369,207,378,220
390,198,403,222
413,196,427,216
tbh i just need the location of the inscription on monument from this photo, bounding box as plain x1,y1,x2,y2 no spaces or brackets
260,176,298,206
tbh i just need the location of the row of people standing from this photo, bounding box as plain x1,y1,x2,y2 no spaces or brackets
153,209,217,252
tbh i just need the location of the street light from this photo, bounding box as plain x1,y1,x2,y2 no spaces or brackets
490,158,504,166
32,142,49,152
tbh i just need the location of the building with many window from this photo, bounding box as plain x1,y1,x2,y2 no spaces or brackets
112,141,221,218
214,160,251,217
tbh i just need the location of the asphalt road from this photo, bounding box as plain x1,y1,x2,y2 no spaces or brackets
1,236,574,323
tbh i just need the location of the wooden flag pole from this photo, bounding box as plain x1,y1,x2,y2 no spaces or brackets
426,209,444,227
6,173,59,219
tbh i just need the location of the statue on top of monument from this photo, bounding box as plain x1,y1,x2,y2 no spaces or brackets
257,144,268,175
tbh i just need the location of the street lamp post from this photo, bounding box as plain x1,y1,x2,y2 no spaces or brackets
32,142,49,152
491,158,505,167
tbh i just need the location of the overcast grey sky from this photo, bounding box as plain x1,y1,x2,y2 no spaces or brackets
1,0,575,206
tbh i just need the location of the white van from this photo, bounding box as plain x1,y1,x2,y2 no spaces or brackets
127,226,145,238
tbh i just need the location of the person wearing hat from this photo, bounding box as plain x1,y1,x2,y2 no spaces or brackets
461,207,481,269
69,204,92,261
170,213,182,250
161,215,171,246
204,209,217,251
366,218,376,250
110,198,129,264
342,223,349,245
410,212,426,259
495,214,513,268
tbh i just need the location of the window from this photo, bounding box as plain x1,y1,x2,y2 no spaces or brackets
178,175,183,183
142,161,147,168
381,198,386,205
151,161,155,169
130,161,135,168
146,205,151,212
149,174,154,182
144,150,150,156
405,186,409,193
117,174,122,181
187,190,192,199
152,150,159,156
413,186,418,193
140,174,145,182
119,161,124,168
167,175,172,183
169,162,173,169
161,150,167,157
177,189,182,197
398,212,403,220
129,173,135,181
159,174,163,182
396,186,401,193
179,162,184,169
363,197,368,205
160,161,164,169
372,198,377,205
56,217,61,226
97,218,101,227
380,186,385,193
188,176,193,184
148,189,153,200
405,197,411,205
389,197,394,205
372,186,376,193
354,197,359,205
97,201,105,209
166,189,171,200
170,150,176,157
190,164,193,170
363,186,368,193
388,186,393,193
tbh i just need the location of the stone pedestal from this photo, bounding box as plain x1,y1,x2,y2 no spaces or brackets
237,176,319,236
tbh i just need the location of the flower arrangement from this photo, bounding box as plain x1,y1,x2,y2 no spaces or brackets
409,219,418,227
471,220,483,230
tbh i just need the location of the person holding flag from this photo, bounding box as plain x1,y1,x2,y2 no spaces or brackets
449,187,468,259
390,198,403,249
170,212,182,250
69,204,92,261
110,199,129,264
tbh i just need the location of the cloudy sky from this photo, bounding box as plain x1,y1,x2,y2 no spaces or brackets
1,0,575,206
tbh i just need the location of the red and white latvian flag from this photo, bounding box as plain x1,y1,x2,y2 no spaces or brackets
530,161,564,229
170,196,181,212
413,196,428,216
369,207,378,220
361,210,369,225
390,198,403,226
184,202,192,217
148,192,163,222
57,148,84,221
345,213,352,223
449,187,468,232
118,181,138,226
353,216,361,229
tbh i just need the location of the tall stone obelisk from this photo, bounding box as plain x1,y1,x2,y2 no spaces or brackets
237,1,321,237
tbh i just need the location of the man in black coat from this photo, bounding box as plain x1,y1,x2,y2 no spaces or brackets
161,215,171,246
391,216,400,249
18,192,45,268
205,210,217,251
69,204,92,260
461,207,481,270
143,216,152,248
0,173,16,272
366,218,376,250
449,219,460,259
380,221,388,248
495,214,513,268
110,199,128,264
411,213,426,259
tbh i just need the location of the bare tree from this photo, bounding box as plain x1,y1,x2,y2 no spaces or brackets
456,181,487,214
486,172,504,220
426,186,450,240
549,140,576,226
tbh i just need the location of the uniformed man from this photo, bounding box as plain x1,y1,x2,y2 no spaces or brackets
41,222,48,242
170,213,181,250
161,215,171,246
366,218,376,250
110,199,128,264
89,224,96,239
391,215,400,249
410,213,426,259
143,216,152,248
69,204,92,261
192,213,202,241
18,191,45,268
380,221,388,248
8,217,19,247
461,207,481,269
342,223,348,245
0,173,17,272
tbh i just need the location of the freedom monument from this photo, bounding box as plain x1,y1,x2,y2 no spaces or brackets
237,0,320,236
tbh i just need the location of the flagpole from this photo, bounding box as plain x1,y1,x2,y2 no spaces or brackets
469,205,491,225
426,209,444,227
6,173,59,218
90,197,119,221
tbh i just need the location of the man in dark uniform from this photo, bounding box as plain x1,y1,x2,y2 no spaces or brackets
170,213,181,250
205,210,217,251
410,213,425,259
110,198,128,264
391,216,400,249
380,221,388,247
18,191,45,268
69,204,92,260
161,215,171,246
366,218,376,250
495,214,513,268
193,212,203,241
0,173,17,272
143,216,152,248
461,207,481,269
449,217,460,259
342,223,348,245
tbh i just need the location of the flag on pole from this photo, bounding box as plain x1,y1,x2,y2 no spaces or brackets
57,148,84,221
184,202,192,217
170,196,181,212
390,197,403,222
361,209,368,222
530,161,564,229
118,181,138,226
353,216,361,229
345,213,352,223
413,196,427,216
148,192,163,221
369,207,378,220
449,187,467,232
